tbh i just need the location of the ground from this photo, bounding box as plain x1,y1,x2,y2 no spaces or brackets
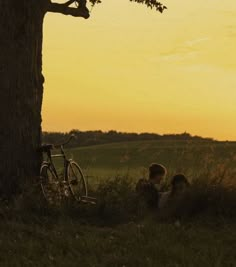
2,140,236,267
1,215,236,267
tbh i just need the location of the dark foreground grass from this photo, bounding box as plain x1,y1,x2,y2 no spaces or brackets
1,214,236,267
1,175,236,267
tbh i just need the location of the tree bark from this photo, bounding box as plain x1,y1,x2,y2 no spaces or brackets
0,0,47,198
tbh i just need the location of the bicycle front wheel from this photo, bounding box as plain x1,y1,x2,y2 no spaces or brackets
67,161,87,201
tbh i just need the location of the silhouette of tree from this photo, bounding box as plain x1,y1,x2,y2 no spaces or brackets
0,0,166,198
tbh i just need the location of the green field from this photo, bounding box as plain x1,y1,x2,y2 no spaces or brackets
63,140,236,186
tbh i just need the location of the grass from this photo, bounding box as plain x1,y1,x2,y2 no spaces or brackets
1,181,236,267
1,210,236,267
62,140,236,186
2,140,236,266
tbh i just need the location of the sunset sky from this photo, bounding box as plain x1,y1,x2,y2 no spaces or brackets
42,0,236,140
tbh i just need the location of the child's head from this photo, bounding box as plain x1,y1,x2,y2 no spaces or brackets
149,163,167,184
171,174,189,195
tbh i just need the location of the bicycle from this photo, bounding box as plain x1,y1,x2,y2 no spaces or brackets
39,135,95,204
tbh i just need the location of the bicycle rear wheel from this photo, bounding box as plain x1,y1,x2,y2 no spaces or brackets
40,163,61,204
67,161,87,201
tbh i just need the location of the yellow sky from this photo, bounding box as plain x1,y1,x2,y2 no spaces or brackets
42,0,236,140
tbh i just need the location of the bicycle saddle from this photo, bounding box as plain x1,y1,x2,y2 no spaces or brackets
39,144,54,152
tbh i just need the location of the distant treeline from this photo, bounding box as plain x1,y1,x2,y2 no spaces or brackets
42,130,215,147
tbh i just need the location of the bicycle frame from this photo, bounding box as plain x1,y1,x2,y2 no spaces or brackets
44,145,70,181
41,134,76,180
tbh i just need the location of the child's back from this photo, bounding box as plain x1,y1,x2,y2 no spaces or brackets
136,178,159,209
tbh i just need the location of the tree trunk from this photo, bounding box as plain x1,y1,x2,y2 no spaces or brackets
0,0,47,198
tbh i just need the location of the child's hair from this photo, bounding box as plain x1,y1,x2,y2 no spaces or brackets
149,163,167,179
170,174,189,195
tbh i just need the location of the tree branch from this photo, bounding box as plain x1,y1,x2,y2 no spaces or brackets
64,0,76,6
47,2,89,19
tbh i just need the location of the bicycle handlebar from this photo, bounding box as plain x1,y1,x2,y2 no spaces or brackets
54,134,76,148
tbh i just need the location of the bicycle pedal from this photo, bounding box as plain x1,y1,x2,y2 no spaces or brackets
80,199,96,205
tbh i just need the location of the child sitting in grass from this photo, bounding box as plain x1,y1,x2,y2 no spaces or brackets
158,174,190,209
136,163,167,209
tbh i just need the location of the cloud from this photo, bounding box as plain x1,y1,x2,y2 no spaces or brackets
151,37,209,62
185,37,210,47
159,51,198,62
